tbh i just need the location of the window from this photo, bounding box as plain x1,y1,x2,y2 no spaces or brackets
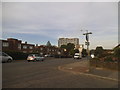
40,48,43,50
23,45,27,49
2,42,9,47
29,46,33,49
18,44,21,50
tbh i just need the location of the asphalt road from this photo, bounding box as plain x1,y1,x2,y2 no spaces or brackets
2,57,118,88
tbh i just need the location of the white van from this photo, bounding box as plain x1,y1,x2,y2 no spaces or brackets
74,53,82,59
0,52,13,63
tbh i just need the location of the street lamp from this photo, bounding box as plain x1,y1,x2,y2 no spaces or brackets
81,30,92,57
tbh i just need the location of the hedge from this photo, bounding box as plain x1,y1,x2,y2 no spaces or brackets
4,51,29,60
90,58,119,71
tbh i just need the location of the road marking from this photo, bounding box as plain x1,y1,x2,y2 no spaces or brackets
68,68,72,69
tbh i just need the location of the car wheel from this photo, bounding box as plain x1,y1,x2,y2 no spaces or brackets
28,60,30,62
33,59,36,62
7,59,12,63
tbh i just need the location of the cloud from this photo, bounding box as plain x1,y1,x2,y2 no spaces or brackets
2,2,118,49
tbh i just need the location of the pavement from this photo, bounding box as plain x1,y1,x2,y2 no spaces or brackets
58,59,119,82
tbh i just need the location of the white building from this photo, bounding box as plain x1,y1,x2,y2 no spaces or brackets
58,38,79,47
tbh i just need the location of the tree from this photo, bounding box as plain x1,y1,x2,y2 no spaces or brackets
114,47,120,59
74,49,79,53
60,43,75,56
66,43,75,52
60,45,67,49
82,48,87,57
95,46,104,58
70,49,75,56
90,49,95,55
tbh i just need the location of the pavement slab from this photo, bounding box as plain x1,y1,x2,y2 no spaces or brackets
58,59,119,82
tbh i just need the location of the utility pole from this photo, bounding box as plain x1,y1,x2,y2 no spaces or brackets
81,30,92,58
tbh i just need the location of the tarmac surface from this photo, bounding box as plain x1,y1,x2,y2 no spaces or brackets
2,57,119,88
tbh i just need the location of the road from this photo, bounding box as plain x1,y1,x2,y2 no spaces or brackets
2,58,118,88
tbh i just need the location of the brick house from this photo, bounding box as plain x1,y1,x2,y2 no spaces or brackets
21,42,35,53
34,45,63,56
1,38,63,55
1,38,35,53
1,38,22,52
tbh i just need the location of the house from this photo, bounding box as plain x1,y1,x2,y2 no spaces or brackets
35,45,63,56
21,42,35,53
1,38,35,53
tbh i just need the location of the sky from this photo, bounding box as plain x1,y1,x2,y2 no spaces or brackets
2,2,118,49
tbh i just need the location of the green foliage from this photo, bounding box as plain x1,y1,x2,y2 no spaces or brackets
4,51,29,60
104,56,114,62
66,43,75,51
60,45,67,49
60,43,75,56
74,49,79,53
95,46,104,58
90,49,95,55
69,49,75,56
82,48,87,57
114,47,120,58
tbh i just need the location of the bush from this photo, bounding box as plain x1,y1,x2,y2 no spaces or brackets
114,47,120,59
104,56,114,62
4,51,29,60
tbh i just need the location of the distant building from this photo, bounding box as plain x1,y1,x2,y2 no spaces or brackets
58,38,79,47
1,38,35,53
1,38,64,55
46,41,51,46
21,41,35,53
35,45,64,56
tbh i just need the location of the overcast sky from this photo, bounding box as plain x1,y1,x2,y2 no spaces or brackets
2,2,118,49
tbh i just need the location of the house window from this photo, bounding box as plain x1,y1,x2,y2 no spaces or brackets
47,49,49,51
18,44,21,50
23,51,27,53
40,48,43,50
2,42,9,47
23,45,27,49
29,46,33,49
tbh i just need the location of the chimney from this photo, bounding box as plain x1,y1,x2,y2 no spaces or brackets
36,44,38,47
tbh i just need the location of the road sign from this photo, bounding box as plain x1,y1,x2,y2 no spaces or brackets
85,42,90,45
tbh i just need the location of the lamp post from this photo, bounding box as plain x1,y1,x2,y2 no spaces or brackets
81,30,92,58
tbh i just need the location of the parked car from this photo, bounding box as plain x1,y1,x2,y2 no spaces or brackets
0,52,13,63
44,54,54,57
74,53,82,59
27,54,45,62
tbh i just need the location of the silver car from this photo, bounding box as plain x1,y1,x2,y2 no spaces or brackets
27,54,45,62
0,52,13,63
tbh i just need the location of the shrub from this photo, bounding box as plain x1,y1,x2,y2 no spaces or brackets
104,56,114,62
4,51,29,60
114,47,120,59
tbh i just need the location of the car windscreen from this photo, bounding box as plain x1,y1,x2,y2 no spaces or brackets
75,55,79,56
35,54,40,57
0,52,2,56
2,52,8,56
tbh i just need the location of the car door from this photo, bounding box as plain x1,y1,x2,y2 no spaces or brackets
0,52,2,63
2,52,8,62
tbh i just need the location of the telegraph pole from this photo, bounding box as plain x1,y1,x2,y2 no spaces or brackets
81,30,92,58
